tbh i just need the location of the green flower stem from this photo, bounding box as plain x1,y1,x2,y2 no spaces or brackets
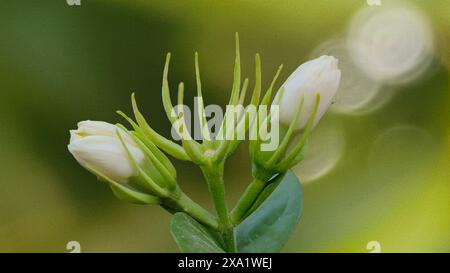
165,189,219,230
230,178,266,224
201,163,236,253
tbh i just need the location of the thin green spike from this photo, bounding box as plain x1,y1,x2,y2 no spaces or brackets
277,94,320,170
214,96,250,160
115,129,168,197
213,129,231,161
253,85,284,146
130,133,177,190
250,65,283,145
216,33,242,145
177,83,184,106
222,78,250,156
115,128,140,173
260,64,283,106
250,53,262,106
114,124,176,179
131,130,176,175
266,95,304,166
231,32,241,105
116,110,140,131
129,93,190,161
274,85,286,105
238,78,249,105
176,82,206,164
175,82,188,140
244,54,262,150
194,52,211,142
85,164,160,205
194,52,203,98
289,144,307,167
115,122,176,180
109,182,160,205
254,68,285,146
162,53,176,124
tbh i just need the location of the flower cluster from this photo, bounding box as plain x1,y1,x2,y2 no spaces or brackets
68,34,340,252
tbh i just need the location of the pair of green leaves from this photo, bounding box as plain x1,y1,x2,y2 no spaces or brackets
170,171,302,253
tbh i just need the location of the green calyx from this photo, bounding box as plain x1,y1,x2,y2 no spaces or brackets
229,94,320,225
251,93,321,176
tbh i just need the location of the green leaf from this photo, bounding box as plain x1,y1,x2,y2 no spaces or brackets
170,213,225,253
236,170,302,253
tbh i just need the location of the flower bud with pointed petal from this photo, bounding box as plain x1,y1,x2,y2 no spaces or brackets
68,120,145,183
274,55,341,130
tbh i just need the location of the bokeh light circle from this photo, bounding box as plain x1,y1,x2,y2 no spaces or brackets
311,39,381,114
294,122,345,183
368,125,438,181
347,3,434,85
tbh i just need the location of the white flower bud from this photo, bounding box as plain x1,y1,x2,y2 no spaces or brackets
68,120,145,183
274,55,341,130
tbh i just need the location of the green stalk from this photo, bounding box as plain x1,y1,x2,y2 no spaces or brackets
201,163,236,252
166,190,219,230
231,126,290,224
230,178,266,224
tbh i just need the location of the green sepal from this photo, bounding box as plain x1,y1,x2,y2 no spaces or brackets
276,94,320,170
128,93,190,161
83,164,160,205
115,129,169,197
109,182,160,205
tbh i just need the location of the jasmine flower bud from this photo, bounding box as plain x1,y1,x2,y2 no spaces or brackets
274,55,341,130
68,120,145,183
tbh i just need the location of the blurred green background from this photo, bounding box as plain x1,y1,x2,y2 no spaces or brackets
0,0,448,252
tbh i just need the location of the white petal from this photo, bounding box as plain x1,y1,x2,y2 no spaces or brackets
274,55,341,130
69,130,82,143
73,120,136,146
68,135,145,182
77,120,118,136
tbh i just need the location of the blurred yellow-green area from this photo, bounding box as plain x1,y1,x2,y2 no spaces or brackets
0,0,449,252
